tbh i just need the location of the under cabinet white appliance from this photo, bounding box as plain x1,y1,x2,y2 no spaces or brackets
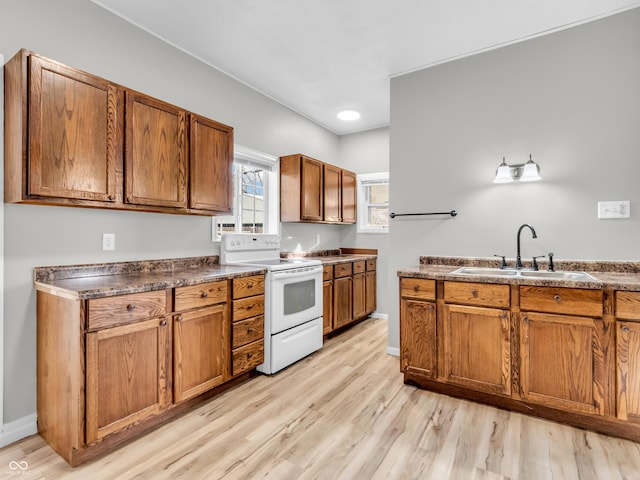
221,234,323,374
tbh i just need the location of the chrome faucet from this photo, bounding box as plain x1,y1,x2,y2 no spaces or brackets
516,224,537,269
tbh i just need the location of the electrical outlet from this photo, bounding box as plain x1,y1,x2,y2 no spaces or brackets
598,201,630,219
102,233,116,251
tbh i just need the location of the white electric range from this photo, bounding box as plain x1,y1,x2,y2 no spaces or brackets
221,234,323,374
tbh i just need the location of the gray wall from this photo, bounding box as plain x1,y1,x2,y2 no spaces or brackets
388,8,640,350
0,0,345,424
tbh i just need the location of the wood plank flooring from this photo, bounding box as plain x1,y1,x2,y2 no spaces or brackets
2,317,640,479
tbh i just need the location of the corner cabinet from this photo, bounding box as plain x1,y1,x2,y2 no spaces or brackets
36,273,264,466
4,48,233,216
280,153,357,224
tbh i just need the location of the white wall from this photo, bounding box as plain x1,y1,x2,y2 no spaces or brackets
388,8,640,351
0,0,343,431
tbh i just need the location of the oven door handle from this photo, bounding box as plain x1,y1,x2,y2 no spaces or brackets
271,264,323,280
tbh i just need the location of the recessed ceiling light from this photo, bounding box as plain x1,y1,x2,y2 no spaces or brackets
337,110,360,121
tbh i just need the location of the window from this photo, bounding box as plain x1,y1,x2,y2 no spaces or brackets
357,172,389,233
212,145,279,241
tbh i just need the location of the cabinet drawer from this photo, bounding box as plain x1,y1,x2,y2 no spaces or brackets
520,286,602,317
232,316,264,349
175,280,227,311
366,259,377,271
232,275,265,300
233,295,265,322
232,340,264,376
401,278,436,301
353,261,366,274
334,262,353,278
616,291,640,320
323,265,333,281
88,290,167,330
444,281,510,308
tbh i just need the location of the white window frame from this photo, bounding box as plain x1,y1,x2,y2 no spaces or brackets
357,171,389,234
212,145,279,241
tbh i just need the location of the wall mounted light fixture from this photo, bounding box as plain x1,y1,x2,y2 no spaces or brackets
493,154,542,183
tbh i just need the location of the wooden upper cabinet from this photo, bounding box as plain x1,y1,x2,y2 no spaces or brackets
341,169,357,224
189,114,233,212
26,52,122,202
323,164,342,222
280,153,357,224
124,91,187,209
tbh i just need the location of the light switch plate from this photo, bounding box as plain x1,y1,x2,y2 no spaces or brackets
598,201,630,219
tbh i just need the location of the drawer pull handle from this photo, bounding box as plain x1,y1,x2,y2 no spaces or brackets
201,292,208,298
127,304,135,311
623,326,630,333
471,289,478,298
160,320,167,327
413,285,419,292
553,294,562,302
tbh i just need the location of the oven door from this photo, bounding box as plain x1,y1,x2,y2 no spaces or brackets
270,264,323,334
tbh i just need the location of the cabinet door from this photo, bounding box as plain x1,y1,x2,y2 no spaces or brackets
301,156,323,221
29,54,121,202
173,304,228,403
334,276,353,329
323,164,342,222
617,321,640,423
323,280,333,335
86,317,169,443
520,312,605,415
189,114,233,212
125,91,187,208
400,299,436,378
365,271,377,315
341,170,356,224
443,304,511,395
353,273,366,320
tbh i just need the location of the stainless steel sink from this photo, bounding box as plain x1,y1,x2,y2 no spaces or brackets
452,267,595,281
518,270,596,281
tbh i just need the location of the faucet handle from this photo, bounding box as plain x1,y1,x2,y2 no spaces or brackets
493,254,507,269
532,255,545,271
547,252,555,272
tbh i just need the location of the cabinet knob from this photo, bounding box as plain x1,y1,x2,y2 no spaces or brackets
247,328,254,333
553,294,562,302
177,315,183,322
160,320,167,326
247,305,254,310
248,284,254,289
523,315,529,322
622,326,630,333
107,194,114,201
201,292,208,298
126,196,133,203
471,289,478,298
413,284,419,292
427,305,433,312
126,304,135,311
247,353,254,359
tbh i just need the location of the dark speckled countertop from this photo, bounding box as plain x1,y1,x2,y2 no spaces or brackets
281,249,377,266
398,256,640,291
34,256,266,300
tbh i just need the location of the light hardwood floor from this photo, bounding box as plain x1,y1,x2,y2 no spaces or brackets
2,317,640,480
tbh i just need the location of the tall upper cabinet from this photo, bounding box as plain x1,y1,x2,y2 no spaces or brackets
280,153,356,224
4,49,233,216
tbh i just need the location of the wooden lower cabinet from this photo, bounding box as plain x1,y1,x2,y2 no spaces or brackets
400,298,437,378
323,279,334,334
443,304,510,395
365,270,376,315
617,320,640,423
352,273,366,320
173,304,227,403
86,317,169,443
37,273,266,466
520,311,605,416
334,276,353,329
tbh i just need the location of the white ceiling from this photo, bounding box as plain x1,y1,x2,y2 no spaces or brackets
93,0,640,135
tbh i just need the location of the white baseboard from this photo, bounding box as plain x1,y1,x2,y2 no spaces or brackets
0,414,37,448
386,346,400,357
370,312,388,321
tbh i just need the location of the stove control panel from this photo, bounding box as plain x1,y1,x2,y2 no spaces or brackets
221,234,280,252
